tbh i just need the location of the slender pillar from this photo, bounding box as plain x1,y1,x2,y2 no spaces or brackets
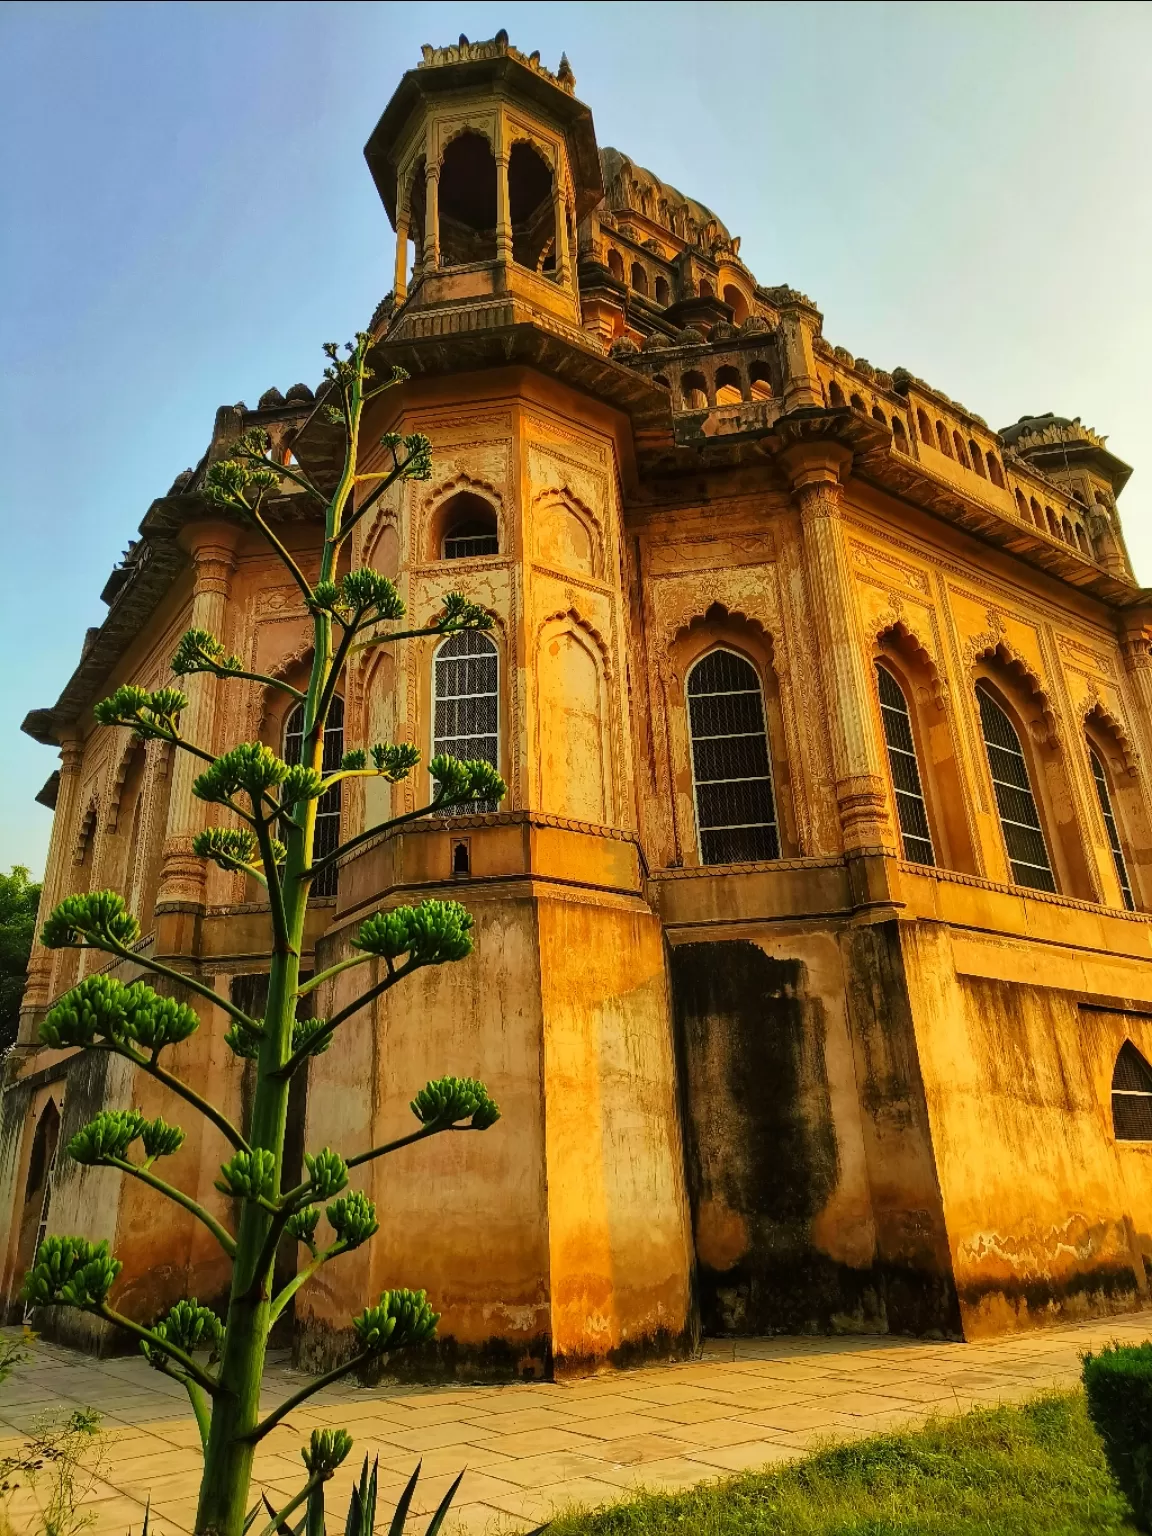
776,296,825,413
393,208,409,304
155,523,242,923
18,737,84,1037
1120,627,1152,767
422,161,440,272
553,181,571,286
495,151,513,266
782,442,895,878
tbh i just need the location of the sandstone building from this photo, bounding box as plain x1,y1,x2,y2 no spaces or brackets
4,34,1152,1373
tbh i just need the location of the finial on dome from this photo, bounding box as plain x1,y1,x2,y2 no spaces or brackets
558,52,575,88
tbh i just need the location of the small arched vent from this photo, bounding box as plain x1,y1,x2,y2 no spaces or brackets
1112,1042,1152,1141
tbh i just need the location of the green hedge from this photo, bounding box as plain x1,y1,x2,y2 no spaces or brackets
1083,1341,1152,1532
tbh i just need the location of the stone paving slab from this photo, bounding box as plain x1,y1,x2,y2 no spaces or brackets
2,1311,1151,1534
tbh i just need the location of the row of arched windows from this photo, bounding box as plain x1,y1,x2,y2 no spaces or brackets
683,643,1141,913
1012,487,1092,554
914,409,1008,487
678,362,773,410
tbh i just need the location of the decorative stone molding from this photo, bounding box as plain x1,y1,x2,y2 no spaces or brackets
967,628,1061,748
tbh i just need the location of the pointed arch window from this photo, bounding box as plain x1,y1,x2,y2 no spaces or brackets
976,683,1055,892
687,649,779,864
285,696,344,897
433,631,500,814
1112,1042,1152,1140
1091,747,1135,910
876,664,934,866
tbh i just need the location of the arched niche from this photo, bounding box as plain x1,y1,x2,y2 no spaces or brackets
533,492,598,578
666,604,797,864
714,365,743,406
15,1099,60,1303
875,624,976,875
722,284,749,325
535,614,613,825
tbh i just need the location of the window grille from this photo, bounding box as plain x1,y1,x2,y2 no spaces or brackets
284,695,344,897
1113,1041,1152,1140
876,664,935,866
443,523,499,560
1091,747,1135,910
433,631,499,814
687,649,779,865
976,684,1056,892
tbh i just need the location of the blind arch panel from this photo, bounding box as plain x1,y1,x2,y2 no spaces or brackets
876,664,935,866
285,695,344,898
433,630,500,814
976,684,1056,892
687,648,779,865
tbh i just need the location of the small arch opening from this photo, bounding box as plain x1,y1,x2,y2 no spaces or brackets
607,248,625,283
715,365,743,406
698,278,715,298
452,840,471,877
936,421,952,457
630,262,649,296
916,409,935,448
749,361,773,402
850,393,866,412
987,453,1005,488
893,417,909,452
438,132,498,265
722,284,749,325
952,431,969,467
439,492,499,560
681,370,709,410
829,380,845,408
652,373,670,389
509,140,554,270
654,275,671,306
969,440,986,477
872,405,888,426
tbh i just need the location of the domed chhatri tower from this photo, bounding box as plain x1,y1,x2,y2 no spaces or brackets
6,34,1152,1373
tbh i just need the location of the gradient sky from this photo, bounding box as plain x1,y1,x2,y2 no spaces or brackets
2,0,1150,877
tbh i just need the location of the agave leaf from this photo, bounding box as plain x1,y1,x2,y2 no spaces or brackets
423,1469,465,1536
387,1460,422,1536
262,1492,300,1536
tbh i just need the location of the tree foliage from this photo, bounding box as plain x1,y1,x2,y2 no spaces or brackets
22,337,507,1535
0,866,41,1055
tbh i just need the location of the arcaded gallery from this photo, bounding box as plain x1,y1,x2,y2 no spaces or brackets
5,33,1152,1375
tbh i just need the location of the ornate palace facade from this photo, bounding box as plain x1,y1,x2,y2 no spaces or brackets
5,34,1152,1372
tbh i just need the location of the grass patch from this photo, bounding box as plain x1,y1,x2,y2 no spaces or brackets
548,1391,1139,1535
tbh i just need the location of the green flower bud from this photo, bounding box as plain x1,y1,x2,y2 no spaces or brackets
40,975,134,1049
354,1288,438,1354
285,1206,320,1249
354,900,474,966
281,765,325,803
409,1076,500,1131
193,827,259,869
370,742,420,780
41,891,140,951
122,987,199,1054
439,591,492,630
340,749,367,771
193,743,290,804
326,1191,378,1250
291,1018,332,1059
304,1147,348,1200
140,1116,185,1160
21,1236,121,1310
216,1148,276,1202
302,1427,353,1477
68,1110,146,1165
223,1019,263,1059
311,581,342,611
141,1298,224,1370
341,568,405,620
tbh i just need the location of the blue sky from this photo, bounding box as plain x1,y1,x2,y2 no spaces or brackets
2,1,1150,876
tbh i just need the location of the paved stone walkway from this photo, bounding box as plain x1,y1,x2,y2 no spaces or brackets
2,1312,1150,1535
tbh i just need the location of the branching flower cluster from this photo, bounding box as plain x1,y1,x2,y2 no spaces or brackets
23,333,507,1536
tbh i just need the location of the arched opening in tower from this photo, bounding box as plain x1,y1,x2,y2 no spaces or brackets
509,140,555,271
438,132,498,265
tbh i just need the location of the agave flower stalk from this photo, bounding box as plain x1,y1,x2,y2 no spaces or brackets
24,336,505,1536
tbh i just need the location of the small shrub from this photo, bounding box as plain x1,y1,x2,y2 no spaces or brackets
1083,1341,1152,1531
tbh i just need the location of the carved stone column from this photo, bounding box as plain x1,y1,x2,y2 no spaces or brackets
553,181,571,287
155,523,242,926
18,737,84,1037
782,442,896,895
423,161,440,271
393,207,409,305
1120,626,1152,768
776,294,825,413
495,150,513,267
